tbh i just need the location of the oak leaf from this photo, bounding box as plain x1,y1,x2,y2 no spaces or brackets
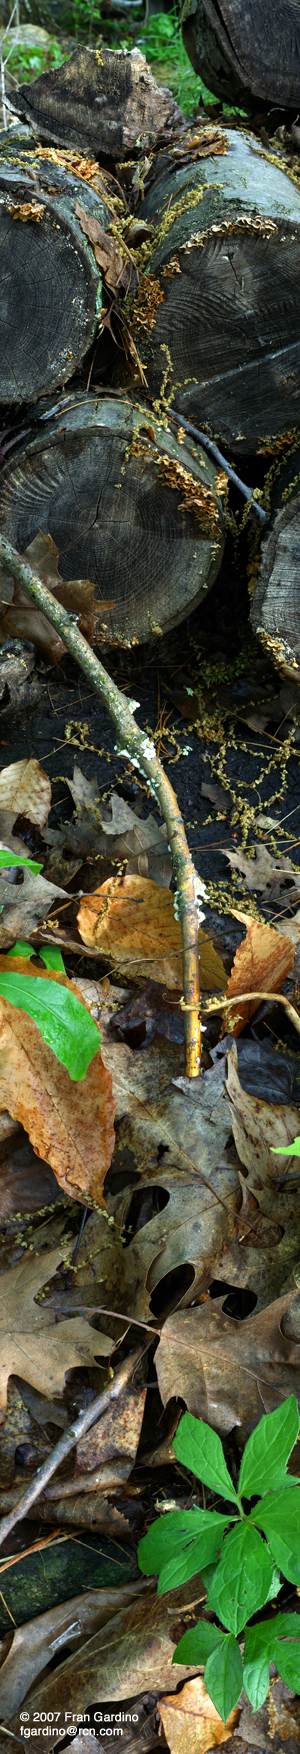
77,873,227,991
0,759,51,829
0,959,115,1201
155,1290,300,1435
0,1245,112,1423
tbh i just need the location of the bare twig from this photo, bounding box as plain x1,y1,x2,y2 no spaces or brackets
0,532,203,1076
0,1348,142,1552
170,410,268,524
206,989,300,1035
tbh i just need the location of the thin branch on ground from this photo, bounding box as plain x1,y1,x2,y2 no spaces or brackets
0,1348,142,1552
206,989,300,1035
170,411,268,523
0,532,203,1077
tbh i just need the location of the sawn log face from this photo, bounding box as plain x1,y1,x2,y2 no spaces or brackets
182,0,300,111
10,45,183,158
251,491,300,682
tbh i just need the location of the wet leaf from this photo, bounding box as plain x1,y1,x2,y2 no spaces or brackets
77,874,227,991
0,759,51,829
222,912,294,1035
0,1583,146,1722
64,771,172,887
158,1675,239,1754
0,862,69,951
75,202,133,292
0,533,113,662
0,1245,112,1423
46,1377,147,1497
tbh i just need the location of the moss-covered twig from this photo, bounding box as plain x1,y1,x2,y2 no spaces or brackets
0,532,204,1076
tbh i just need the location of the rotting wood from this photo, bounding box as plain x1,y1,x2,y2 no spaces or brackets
0,528,204,1078
181,0,300,113
9,43,183,158
137,129,300,453
0,136,126,404
251,491,300,682
0,393,225,646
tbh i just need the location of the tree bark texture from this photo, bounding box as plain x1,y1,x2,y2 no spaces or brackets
0,137,126,404
0,392,225,646
181,0,300,113
251,490,300,682
139,129,300,454
10,45,183,159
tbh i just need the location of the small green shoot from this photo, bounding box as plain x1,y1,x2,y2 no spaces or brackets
0,930,99,1080
138,1400,300,1720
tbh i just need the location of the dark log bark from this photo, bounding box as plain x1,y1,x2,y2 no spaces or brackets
251,488,300,682
0,392,225,647
0,137,124,404
10,45,183,160
181,0,300,113
139,127,300,454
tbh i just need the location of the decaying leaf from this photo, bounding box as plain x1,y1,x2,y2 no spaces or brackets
0,1245,112,1423
155,1289,300,1435
0,858,69,951
8,1581,206,1732
77,874,227,990
0,1135,63,1225
212,1039,300,1309
64,771,172,886
222,912,295,1034
108,1139,239,1321
75,202,134,292
158,1676,239,1754
0,758,51,829
223,841,300,907
45,1376,147,1496
0,1582,147,1724
0,960,115,1201
0,651,41,721
0,532,114,663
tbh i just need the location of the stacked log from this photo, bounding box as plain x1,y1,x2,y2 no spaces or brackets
250,491,300,682
138,128,300,454
9,44,183,158
181,0,300,114
0,135,127,403
0,394,225,646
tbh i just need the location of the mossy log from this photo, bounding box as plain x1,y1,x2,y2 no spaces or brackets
0,392,225,646
10,45,183,160
251,488,300,682
181,0,300,113
139,128,300,454
0,137,125,404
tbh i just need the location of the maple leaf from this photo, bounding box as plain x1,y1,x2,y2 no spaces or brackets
0,1246,112,1422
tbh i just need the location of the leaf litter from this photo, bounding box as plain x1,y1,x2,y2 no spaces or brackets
1,746,300,1746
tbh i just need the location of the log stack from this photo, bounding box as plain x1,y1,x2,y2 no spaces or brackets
1,39,300,654
181,0,300,114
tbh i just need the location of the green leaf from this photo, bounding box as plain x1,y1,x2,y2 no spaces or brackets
138,1507,232,1593
173,1620,228,1666
251,1487,300,1582
39,945,65,971
207,1522,280,1635
271,1137,300,1156
274,1617,300,1691
205,1635,243,1720
7,940,34,958
0,974,100,1081
173,1412,238,1504
0,850,43,874
244,1614,300,1710
238,1398,300,1499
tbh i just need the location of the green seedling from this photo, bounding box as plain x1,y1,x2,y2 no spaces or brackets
0,866,99,1079
138,1398,300,1720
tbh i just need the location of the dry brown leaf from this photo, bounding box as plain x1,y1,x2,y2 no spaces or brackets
155,1288,300,1434
222,911,294,1034
223,842,300,906
108,1147,239,1321
75,202,132,292
0,1583,147,1723
77,874,227,991
0,860,69,951
158,1677,239,1754
0,1136,62,1224
0,1245,112,1424
0,759,51,828
64,772,172,887
0,959,115,1202
0,532,113,662
9,1582,206,1733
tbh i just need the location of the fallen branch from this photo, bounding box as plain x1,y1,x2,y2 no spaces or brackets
170,411,268,524
206,989,300,1036
0,1347,142,1553
0,533,203,1077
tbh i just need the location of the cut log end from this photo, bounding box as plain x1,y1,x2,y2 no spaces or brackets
0,394,225,648
10,45,184,160
251,492,300,682
181,0,300,112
